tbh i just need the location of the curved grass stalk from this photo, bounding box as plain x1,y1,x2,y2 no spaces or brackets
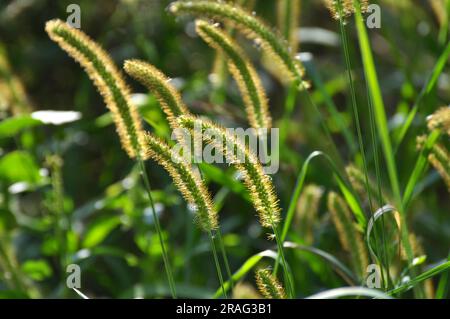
195,20,271,130
327,192,369,279
123,59,189,130
213,242,358,298
307,286,391,299
45,19,145,159
256,269,287,299
45,19,176,298
169,0,308,88
395,43,450,150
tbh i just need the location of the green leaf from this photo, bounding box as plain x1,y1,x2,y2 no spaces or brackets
388,261,450,296
82,215,121,248
0,151,41,185
21,259,53,281
0,115,42,139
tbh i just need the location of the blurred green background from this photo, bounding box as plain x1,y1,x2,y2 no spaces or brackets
0,0,449,298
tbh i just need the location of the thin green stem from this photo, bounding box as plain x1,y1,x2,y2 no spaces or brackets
216,229,234,292
273,226,294,298
197,166,233,293
339,12,390,288
280,80,299,145
137,157,177,299
209,231,228,299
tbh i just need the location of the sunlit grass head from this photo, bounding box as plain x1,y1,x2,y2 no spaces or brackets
195,20,271,130
324,0,369,20
144,132,218,231
169,0,308,89
123,59,189,130
45,19,145,159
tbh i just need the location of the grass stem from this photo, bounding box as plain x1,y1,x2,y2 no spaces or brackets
137,156,177,299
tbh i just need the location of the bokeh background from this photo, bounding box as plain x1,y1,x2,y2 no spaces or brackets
0,0,449,298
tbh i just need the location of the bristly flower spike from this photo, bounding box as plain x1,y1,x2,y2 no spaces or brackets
178,115,280,228
45,19,145,159
255,269,286,299
327,191,368,278
144,132,218,231
427,106,450,136
169,0,309,89
195,20,271,130
123,59,189,130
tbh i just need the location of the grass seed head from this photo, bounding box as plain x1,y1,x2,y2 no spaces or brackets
169,0,308,88
124,59,189,130
427,106,450,136
45,19,145,159
255,269,286,299
178,115,281,228
144,132,218,231
195,20,271,130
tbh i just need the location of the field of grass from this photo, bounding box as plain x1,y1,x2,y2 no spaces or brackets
0,0,449,299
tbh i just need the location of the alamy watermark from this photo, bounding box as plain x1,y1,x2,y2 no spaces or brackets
170,126,280,174
66,4,81,29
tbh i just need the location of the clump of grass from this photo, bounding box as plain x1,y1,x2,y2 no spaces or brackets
295,184,323,244
327,191,368,278
255,269,286,299
427,106,450,136
45,19,145,159
123,59,189,130
195,20,271,130
169,0,308,88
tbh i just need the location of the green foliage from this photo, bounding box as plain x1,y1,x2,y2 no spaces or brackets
0,0,449,300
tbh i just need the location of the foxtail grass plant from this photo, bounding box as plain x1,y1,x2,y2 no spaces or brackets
178,115,295,298
143,132,230,297
124,58,233,296
45,19,177,298
255,268,287,299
